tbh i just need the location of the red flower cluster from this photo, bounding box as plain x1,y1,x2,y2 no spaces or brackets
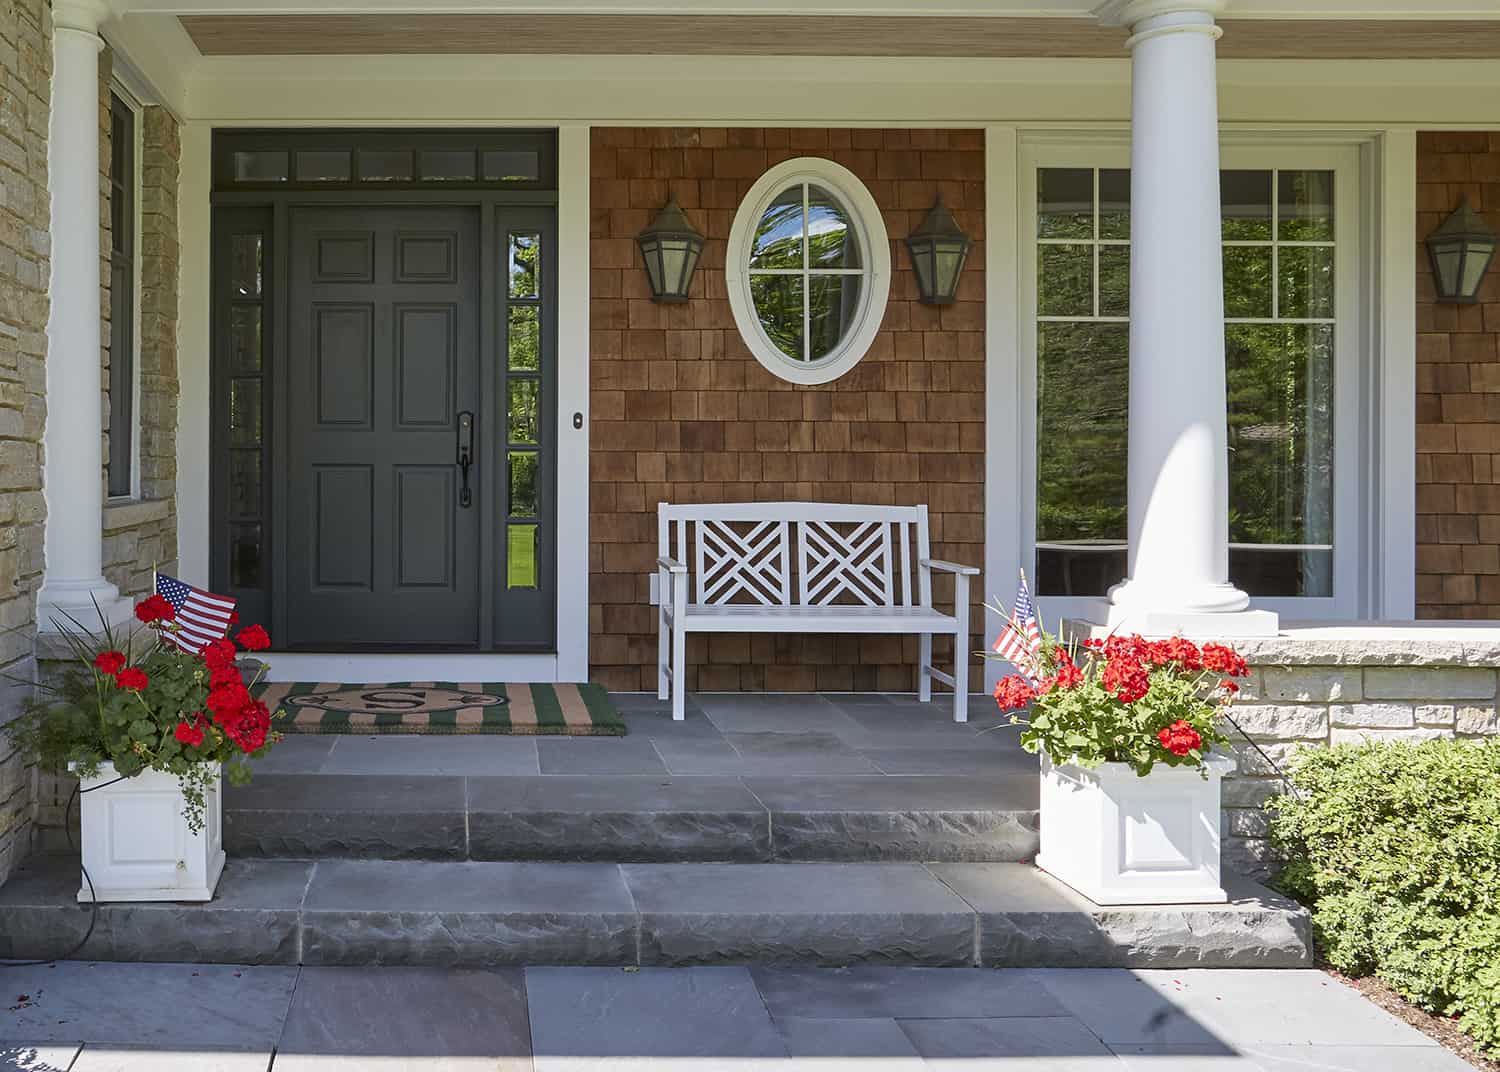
1202,642,1249,677
94,650,126,675
236,624,271,651
134,594,176,624
114,667,149,692
174,718,206,747
993,674,1037,711
1157,719,1203,757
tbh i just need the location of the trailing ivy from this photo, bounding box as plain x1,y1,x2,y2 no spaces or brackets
1269,738,1500,1056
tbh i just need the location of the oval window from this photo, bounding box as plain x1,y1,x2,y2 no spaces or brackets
726,158,890,385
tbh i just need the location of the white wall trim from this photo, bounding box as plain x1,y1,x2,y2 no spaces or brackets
554,123,591,681
258,652,559,684
176,121,211,586
1373,127,1418,619
983,125,1023,690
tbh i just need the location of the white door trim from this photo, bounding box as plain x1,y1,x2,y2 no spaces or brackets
554,123,591,680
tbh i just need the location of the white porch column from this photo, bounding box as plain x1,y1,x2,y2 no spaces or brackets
37,0,127,630
1097,0,1276,637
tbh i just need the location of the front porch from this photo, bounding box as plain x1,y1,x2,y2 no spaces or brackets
0,693,1311,969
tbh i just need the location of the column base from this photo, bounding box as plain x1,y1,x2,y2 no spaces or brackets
36,577,132,635
1099,604,1280,639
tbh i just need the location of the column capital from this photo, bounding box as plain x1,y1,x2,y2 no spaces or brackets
53,0,110,37
1095,0,1226,30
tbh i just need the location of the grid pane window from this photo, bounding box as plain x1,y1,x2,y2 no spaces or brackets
107,94,135,498
224,230,268,591
1034,166,1337,599
503,232,544,590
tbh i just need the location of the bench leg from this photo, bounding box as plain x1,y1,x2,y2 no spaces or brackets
671,583,688,721
953,575,971,723
657,587,671,702
918,633,932,702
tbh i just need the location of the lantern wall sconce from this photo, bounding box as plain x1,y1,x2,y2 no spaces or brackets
637,196,706,303
1426,195,1497,304
906,195,973,305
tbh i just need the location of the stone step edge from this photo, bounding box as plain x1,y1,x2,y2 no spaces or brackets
224,803,1043,863
0,858,1312,971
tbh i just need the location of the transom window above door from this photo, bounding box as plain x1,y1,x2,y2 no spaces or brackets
1032,159,1350,607
726,158,890,385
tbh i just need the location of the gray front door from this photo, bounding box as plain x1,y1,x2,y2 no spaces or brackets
286,205,481,648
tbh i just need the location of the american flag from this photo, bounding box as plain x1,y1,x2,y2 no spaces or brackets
993,572,1042,673
155,573,237,654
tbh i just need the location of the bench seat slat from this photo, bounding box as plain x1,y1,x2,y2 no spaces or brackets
682,604,958,634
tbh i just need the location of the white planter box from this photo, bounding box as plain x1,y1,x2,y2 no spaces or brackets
74,762,225,903
1036,753,1234,906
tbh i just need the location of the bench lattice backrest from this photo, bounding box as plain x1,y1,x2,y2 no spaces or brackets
658,502,934,609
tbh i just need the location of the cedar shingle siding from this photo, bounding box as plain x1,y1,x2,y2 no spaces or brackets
1416,132,1500,619
589,128,986,693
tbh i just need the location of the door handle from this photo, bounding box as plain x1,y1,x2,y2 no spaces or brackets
456,410,474,508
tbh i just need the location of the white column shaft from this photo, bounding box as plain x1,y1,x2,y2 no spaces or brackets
1103,3,1277,636
38,10,124,627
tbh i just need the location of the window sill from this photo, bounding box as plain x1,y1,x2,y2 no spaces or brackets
103,497,172,531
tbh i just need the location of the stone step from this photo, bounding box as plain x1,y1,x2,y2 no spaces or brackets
0,855,1312,970
223,773,1042,863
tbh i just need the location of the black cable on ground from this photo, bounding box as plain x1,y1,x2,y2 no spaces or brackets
1,774,127,968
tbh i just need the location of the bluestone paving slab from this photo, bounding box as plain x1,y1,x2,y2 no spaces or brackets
1125,970,1442,1047
623,862,976,966
525,966,787,1069
318,735,540,775
897,1016,1122,1068
930,864,1313,968
745,775,1039,862
537,737,669,775
236,735,335,773
618,708,726,739
70,1046,274,1071
1033,969,1424,1049
0,858,309,965
0,1043,79,1072
299,860,637,966
697,696,868,736
750,965,1070,1020
772,1018,925,1068
467,776,770,861
272,966,531,1071
1244,1044,1479,1071
0,962,296,1049
865,746,1041,776
224,775,466,859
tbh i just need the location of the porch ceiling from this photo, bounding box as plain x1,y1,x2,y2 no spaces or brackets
176,13,1500,58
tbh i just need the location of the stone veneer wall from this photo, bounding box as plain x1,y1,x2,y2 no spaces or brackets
1223,633,1500,874
0,0,52,885
590,127,985,694
1415,132,1500,618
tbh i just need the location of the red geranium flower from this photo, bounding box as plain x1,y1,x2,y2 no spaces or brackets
1202,643,1248,677
1219,679,1239,694
1052,650,1084,689
174,720,205,747
114,667,149,691
993,674,1037,712
134,594,176,624
202,638,238,671
229,611,241,625
94,650,127,675
235,624,271,652
1157,719,1203,757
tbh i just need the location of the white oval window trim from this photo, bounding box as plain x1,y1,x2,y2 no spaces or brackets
726,157,891,387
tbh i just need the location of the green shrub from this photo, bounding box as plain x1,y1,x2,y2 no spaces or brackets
1269,738,1500,1055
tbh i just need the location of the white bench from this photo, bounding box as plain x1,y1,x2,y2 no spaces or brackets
656,502,979,722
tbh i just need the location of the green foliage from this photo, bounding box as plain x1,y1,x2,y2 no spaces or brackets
10,609,277,831
1269,739,1500,1055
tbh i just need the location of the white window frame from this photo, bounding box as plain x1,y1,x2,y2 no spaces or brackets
108,78,145,502
725,156,891,386
1019,136,1365,625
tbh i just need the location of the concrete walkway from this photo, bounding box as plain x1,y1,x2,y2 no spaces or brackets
0,962,1475,1070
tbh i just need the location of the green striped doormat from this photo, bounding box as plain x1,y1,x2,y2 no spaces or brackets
253,682,626,736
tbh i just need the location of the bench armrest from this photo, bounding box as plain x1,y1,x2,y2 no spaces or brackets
657,555,687,575
920,558,980,577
